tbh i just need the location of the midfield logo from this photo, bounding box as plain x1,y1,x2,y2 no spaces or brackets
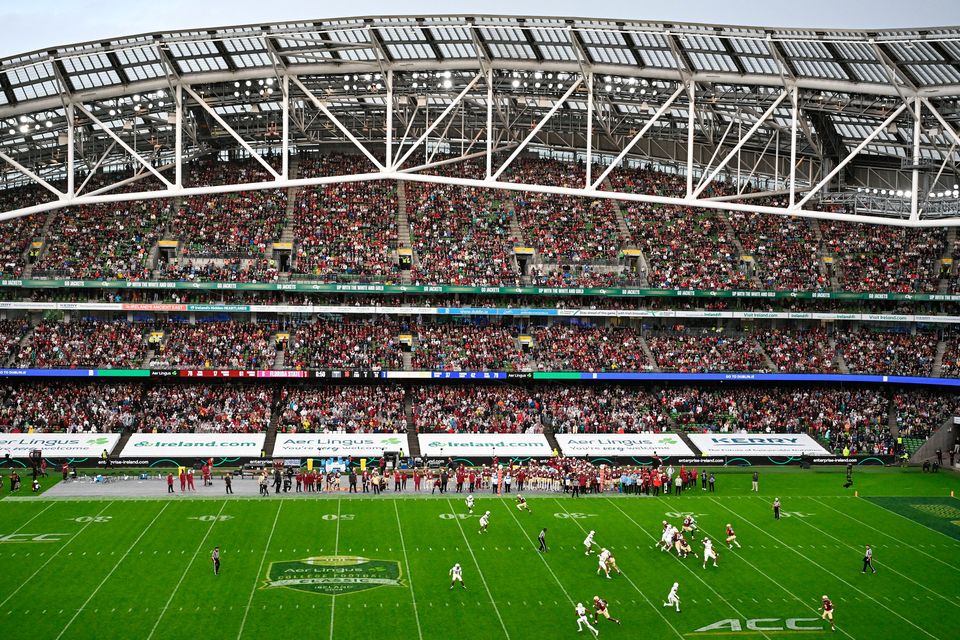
264,556,404,596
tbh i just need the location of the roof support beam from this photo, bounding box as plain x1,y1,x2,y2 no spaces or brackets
691,90,788,198
182,84,280,180
4,166,958,229
591,84,685,189
0,72,17,106
289,75,384,171
490,76,583,181
910,98,922,221
393,72,482,170
75,102,174,189
794,102,908,209
0,150,64,198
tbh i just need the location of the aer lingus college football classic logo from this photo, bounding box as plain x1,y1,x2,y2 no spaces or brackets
264,556,404,595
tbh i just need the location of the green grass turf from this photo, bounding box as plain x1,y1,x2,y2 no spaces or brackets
0,469,958,639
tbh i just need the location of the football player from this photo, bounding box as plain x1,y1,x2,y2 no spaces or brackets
583,529,597,555
592,596,621,625
516,494,531,513
659,523,675,552
819,595,835,631
662,581,681,612
575,602,600,636
702,537,718,568
725,523,741,549
479,510,491,534
449,563,466,590
674,531,693,558
605,554,622,576
681,515,699,539
597,548,612,579
466,494,475,514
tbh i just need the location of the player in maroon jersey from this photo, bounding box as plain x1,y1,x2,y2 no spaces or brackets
725,523,741,549
592,596,621,625
819,595,835,631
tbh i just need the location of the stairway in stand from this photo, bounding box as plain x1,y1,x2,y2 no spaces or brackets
404,392,420,458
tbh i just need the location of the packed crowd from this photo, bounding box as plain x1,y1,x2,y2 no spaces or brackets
729,208,828,291
0,382,141,432
834,329,939,376
530,323,652,371
151,321,279,369
408,181,521,286
16,320,147,369
276,385,406,433
155,257,281,282
540,385,669,433
0,185,53,278
509,159,625,264
173,160,287,257
0,320,29,365
141,384,272,433
293,155,399,281
646,329,771,373
411,323,529,371
820,221,947,293
755,328,836,373
285,319,403,370
33,184,172,279
412,385,541,433
893,390,959,440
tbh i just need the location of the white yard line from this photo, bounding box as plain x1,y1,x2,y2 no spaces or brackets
236,500,283,640
4,502,54,532
145,500,229,640
765,497,959,607
810,497,955,569
847,496,960,546
55,502,170,640
611,496,775,640
329,498,341,640
551,499,685,640
444,498,510,640
656,497,859,640
710,497,937,640
498,498,576,606
393,501,424,640
0,502,111,611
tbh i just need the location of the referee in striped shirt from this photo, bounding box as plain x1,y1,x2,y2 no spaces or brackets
862,544,876,573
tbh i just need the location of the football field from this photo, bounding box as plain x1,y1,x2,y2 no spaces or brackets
0,469,957,639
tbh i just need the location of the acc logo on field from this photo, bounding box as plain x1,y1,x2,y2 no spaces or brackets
264,556,404,596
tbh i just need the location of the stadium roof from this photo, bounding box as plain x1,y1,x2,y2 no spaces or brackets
1,15,959,226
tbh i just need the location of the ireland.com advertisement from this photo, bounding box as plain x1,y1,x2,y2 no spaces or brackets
121,433,266,458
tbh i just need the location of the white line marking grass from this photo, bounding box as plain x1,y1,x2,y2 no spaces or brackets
393,501,424,640
236,501,283,640
553,499,685,640
56,502,170,640
710,497,937,640
146,500,229,640
444,498,510,640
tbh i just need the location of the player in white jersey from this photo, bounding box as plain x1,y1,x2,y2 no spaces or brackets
449,563,466,589
659,524,675,552
663,582,680,612
575,602,600,636
702,537,718,568
479,510,490,533
583,530,597,555
597,549,612,579
466,494,475,514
